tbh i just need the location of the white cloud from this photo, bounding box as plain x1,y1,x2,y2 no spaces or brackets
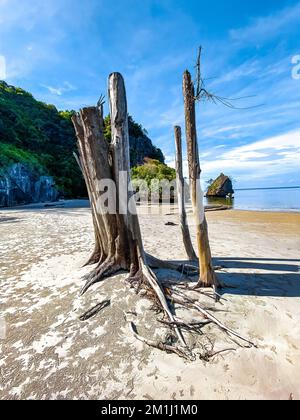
41,81,76,96
202,129,300,180
0,55,6,79
213,59,260,85
230,3,300,45
167,129,300,185
201,122,266,139
225,130,300,155
166,130,300,183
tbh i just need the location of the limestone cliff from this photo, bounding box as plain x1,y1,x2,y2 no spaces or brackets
0,163,58,207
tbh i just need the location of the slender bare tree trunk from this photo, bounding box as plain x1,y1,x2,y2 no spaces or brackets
183,70,216,288
174,126,197,261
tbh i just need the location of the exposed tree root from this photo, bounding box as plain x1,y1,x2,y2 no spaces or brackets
129,322,194,361
137,257,187,348
169,288,256,348
158,318,212,334
79,253,255,356
125,269,256,358
207,348,237,361
79,253,255,358
80,258,123,296
164,281,228,304
82,250,102,267
129,321,237,362
146,254,199,276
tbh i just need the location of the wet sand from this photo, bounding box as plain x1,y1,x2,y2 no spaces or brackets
0,201,299,400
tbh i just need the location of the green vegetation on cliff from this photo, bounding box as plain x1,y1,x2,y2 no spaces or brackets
0,81,85,196
0,81,166,197
132,158,176,200
132,158,175,184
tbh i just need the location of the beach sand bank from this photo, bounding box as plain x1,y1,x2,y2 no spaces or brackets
0,202,299,400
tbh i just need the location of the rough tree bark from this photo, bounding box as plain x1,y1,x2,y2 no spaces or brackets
72,72,186,347
183,70,217,288
174,126,197,261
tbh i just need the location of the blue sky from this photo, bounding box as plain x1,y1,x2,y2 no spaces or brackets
1,0,300,188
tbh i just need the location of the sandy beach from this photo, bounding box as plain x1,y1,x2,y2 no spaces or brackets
0,201,299,400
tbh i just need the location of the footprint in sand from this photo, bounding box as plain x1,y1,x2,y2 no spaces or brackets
270,346,277,354
190,385,195,397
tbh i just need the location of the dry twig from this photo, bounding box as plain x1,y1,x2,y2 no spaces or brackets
79,300,111,321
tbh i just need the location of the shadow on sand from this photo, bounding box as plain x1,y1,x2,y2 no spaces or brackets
163,257,300,299
214,257,300,298
0,216,22,224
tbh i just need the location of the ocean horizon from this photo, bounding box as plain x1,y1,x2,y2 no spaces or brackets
205,186,300,212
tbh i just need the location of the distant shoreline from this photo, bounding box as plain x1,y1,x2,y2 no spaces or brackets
1,199,300,214
236,186,300,191
230,207,300,214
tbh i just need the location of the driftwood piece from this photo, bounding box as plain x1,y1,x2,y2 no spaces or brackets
170,288,256,348
205,205,231,212
79,300,111,321
174,126,197,261
129,322,193,360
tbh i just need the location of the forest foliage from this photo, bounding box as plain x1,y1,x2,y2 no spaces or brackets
0,81,85,196
132,158,176,200
0,81,169,197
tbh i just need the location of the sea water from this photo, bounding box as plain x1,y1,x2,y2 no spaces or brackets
205,187,300,212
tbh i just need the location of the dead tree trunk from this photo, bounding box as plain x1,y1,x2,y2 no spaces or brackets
183,70,217,288
174,126,197,261
72,72,186,347
72,105,129,295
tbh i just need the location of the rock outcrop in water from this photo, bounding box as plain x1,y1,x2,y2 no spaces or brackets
0,163,58,207
206,173,234,198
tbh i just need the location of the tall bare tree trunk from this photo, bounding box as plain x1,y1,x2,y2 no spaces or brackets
183,70,216,288
174,126,197,261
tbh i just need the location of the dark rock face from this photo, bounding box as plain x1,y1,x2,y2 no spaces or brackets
129,135,165,167
206,173,234,198
0,163,58,207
